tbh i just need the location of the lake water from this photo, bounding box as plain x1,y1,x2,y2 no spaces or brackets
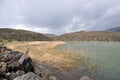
58,41,120,80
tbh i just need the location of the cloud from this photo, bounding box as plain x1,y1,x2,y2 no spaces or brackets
0,0,120,34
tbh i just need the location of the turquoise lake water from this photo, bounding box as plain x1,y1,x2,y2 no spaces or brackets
59,41,120,80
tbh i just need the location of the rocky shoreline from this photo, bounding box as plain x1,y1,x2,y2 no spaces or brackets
0,45,58,80
0,45,91,80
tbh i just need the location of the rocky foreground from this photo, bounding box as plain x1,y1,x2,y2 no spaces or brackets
0,45,57,80
0,45,91,80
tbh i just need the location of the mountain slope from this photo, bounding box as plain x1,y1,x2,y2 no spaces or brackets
55,31,120,41
106,27,120,32
1,28,120,41
44,34,57,38
0,28,52,41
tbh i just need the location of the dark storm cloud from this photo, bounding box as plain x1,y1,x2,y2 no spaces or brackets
0,0,120,34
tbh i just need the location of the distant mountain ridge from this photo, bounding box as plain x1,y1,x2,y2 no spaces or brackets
0,28,120,41
54,31,120,41
106,27,120,32
0,28,52,41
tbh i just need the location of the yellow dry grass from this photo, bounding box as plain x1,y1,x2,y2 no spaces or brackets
5,41,80,70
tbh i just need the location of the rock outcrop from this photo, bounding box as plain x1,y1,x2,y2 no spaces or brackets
0,45,58,80
0,45,91,80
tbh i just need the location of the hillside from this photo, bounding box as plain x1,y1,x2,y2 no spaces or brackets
0,28,52,41
106,27,120,32
55,31,120,41
44,34,57,38
1,28,120,41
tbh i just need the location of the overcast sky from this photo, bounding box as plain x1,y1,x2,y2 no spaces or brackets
0,0,120,34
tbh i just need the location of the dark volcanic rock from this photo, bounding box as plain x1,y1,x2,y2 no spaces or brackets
18,52,34,73
20,57,34,73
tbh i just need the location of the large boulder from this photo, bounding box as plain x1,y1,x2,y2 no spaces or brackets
13,72,43,80
20,57,34,73
9,70,25,80
32,61,51,79
0,46,22,63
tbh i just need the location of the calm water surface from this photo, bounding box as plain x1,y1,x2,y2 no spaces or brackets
59,41,120,80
